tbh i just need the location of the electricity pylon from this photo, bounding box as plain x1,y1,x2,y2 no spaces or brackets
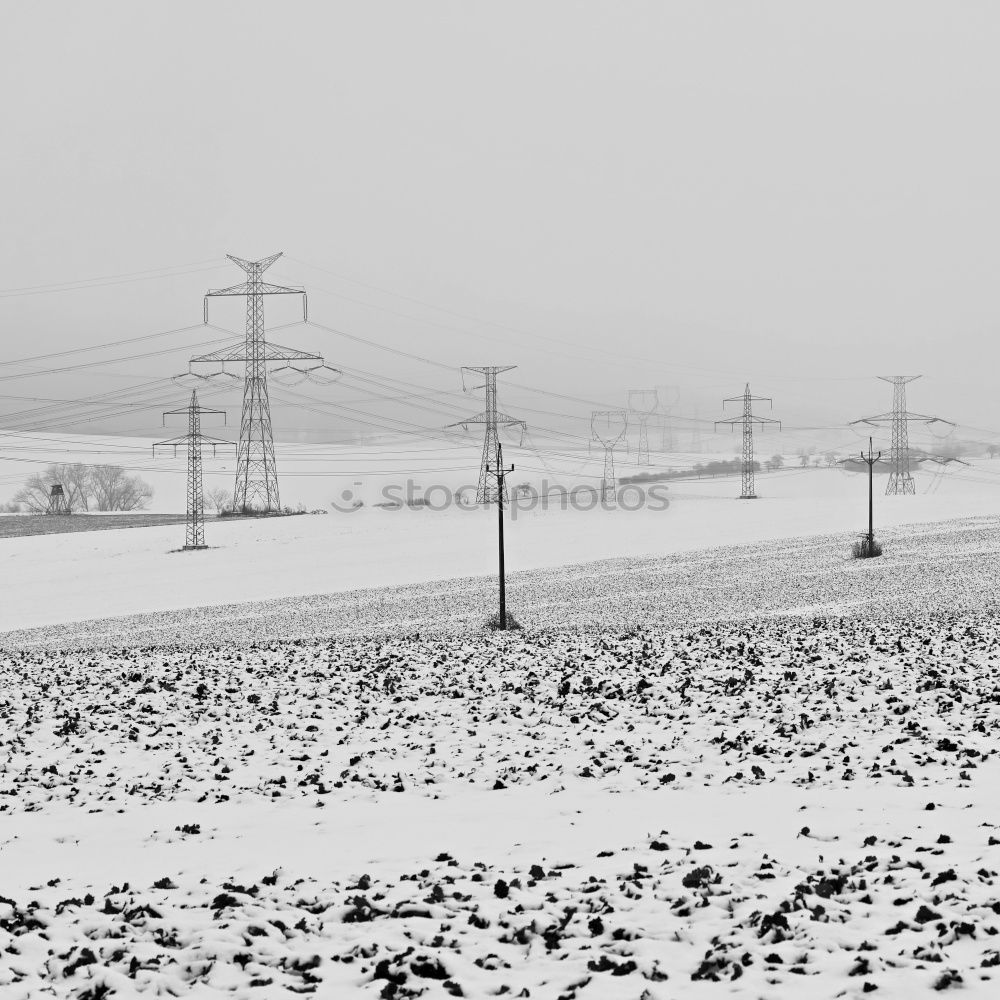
192,253,331,513
451,366,525,503
154,390,234,550
716,383,781,499
656,385,680,452
628,389,658,465
852,376,953,495
592,410,628,502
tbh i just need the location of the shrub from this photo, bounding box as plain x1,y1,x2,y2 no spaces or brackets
852,537,883,559
485,611,522,632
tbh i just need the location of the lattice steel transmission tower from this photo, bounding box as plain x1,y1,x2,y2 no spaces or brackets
154,390,235,550
592,410,628,502
628,389,658,466
656,385,680,452
716,383,781,499
451,366,525,503
193,253,329,513
852,376,952,496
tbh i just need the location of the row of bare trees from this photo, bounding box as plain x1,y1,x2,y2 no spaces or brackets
10,463,154,513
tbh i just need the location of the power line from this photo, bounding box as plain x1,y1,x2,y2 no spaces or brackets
0,322,210,369
0,260,228,299
304,317,456,374
0,332,235,383
286,256,873,384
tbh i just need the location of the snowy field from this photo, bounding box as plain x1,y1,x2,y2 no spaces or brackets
3,612,1000,997
3,457,1000,997
1,448,999,635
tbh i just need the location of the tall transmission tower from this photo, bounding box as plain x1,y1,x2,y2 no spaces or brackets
591,410,628,502
656,385,680,452
628,389,658,466
716,383,781,499
192,253,332,514
154,390,234,550
852,376,953,495
451,367,525,503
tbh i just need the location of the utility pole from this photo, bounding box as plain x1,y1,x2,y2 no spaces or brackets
861,436,880,552
192,253,332,514
628,389,658,465
715,383,781,499
852,376,953,495
591,410,628,502
451,366,525,503
486,442,515,629
154,390,234,550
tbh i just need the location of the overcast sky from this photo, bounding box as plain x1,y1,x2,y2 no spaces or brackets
2,1,998,447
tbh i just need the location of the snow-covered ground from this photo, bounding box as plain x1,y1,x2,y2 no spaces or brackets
1,453,998,634
2,616,1000,997
3,443,1000,997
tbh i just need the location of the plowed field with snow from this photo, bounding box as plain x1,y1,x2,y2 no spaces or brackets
3,514,1000,998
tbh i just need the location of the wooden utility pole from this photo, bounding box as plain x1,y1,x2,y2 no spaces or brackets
486,442,515,629
861,436,881,551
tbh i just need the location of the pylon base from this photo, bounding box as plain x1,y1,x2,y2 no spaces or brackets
182,544,208,551
738,495,758,500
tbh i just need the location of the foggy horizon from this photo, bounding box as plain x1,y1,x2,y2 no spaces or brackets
3,2,999,447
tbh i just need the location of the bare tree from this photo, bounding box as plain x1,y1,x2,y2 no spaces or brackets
12,462,92,512
13,473,57,513
205,487,232,514
11,463,152,512
88,466,153,511
51,463,92,511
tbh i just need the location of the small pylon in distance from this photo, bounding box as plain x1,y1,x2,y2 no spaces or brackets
851,376,954,496
154,390,236,550
450,367,526,503
591,410,628,502
628,389,658,466
715,383,781,499
656,385,680,453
